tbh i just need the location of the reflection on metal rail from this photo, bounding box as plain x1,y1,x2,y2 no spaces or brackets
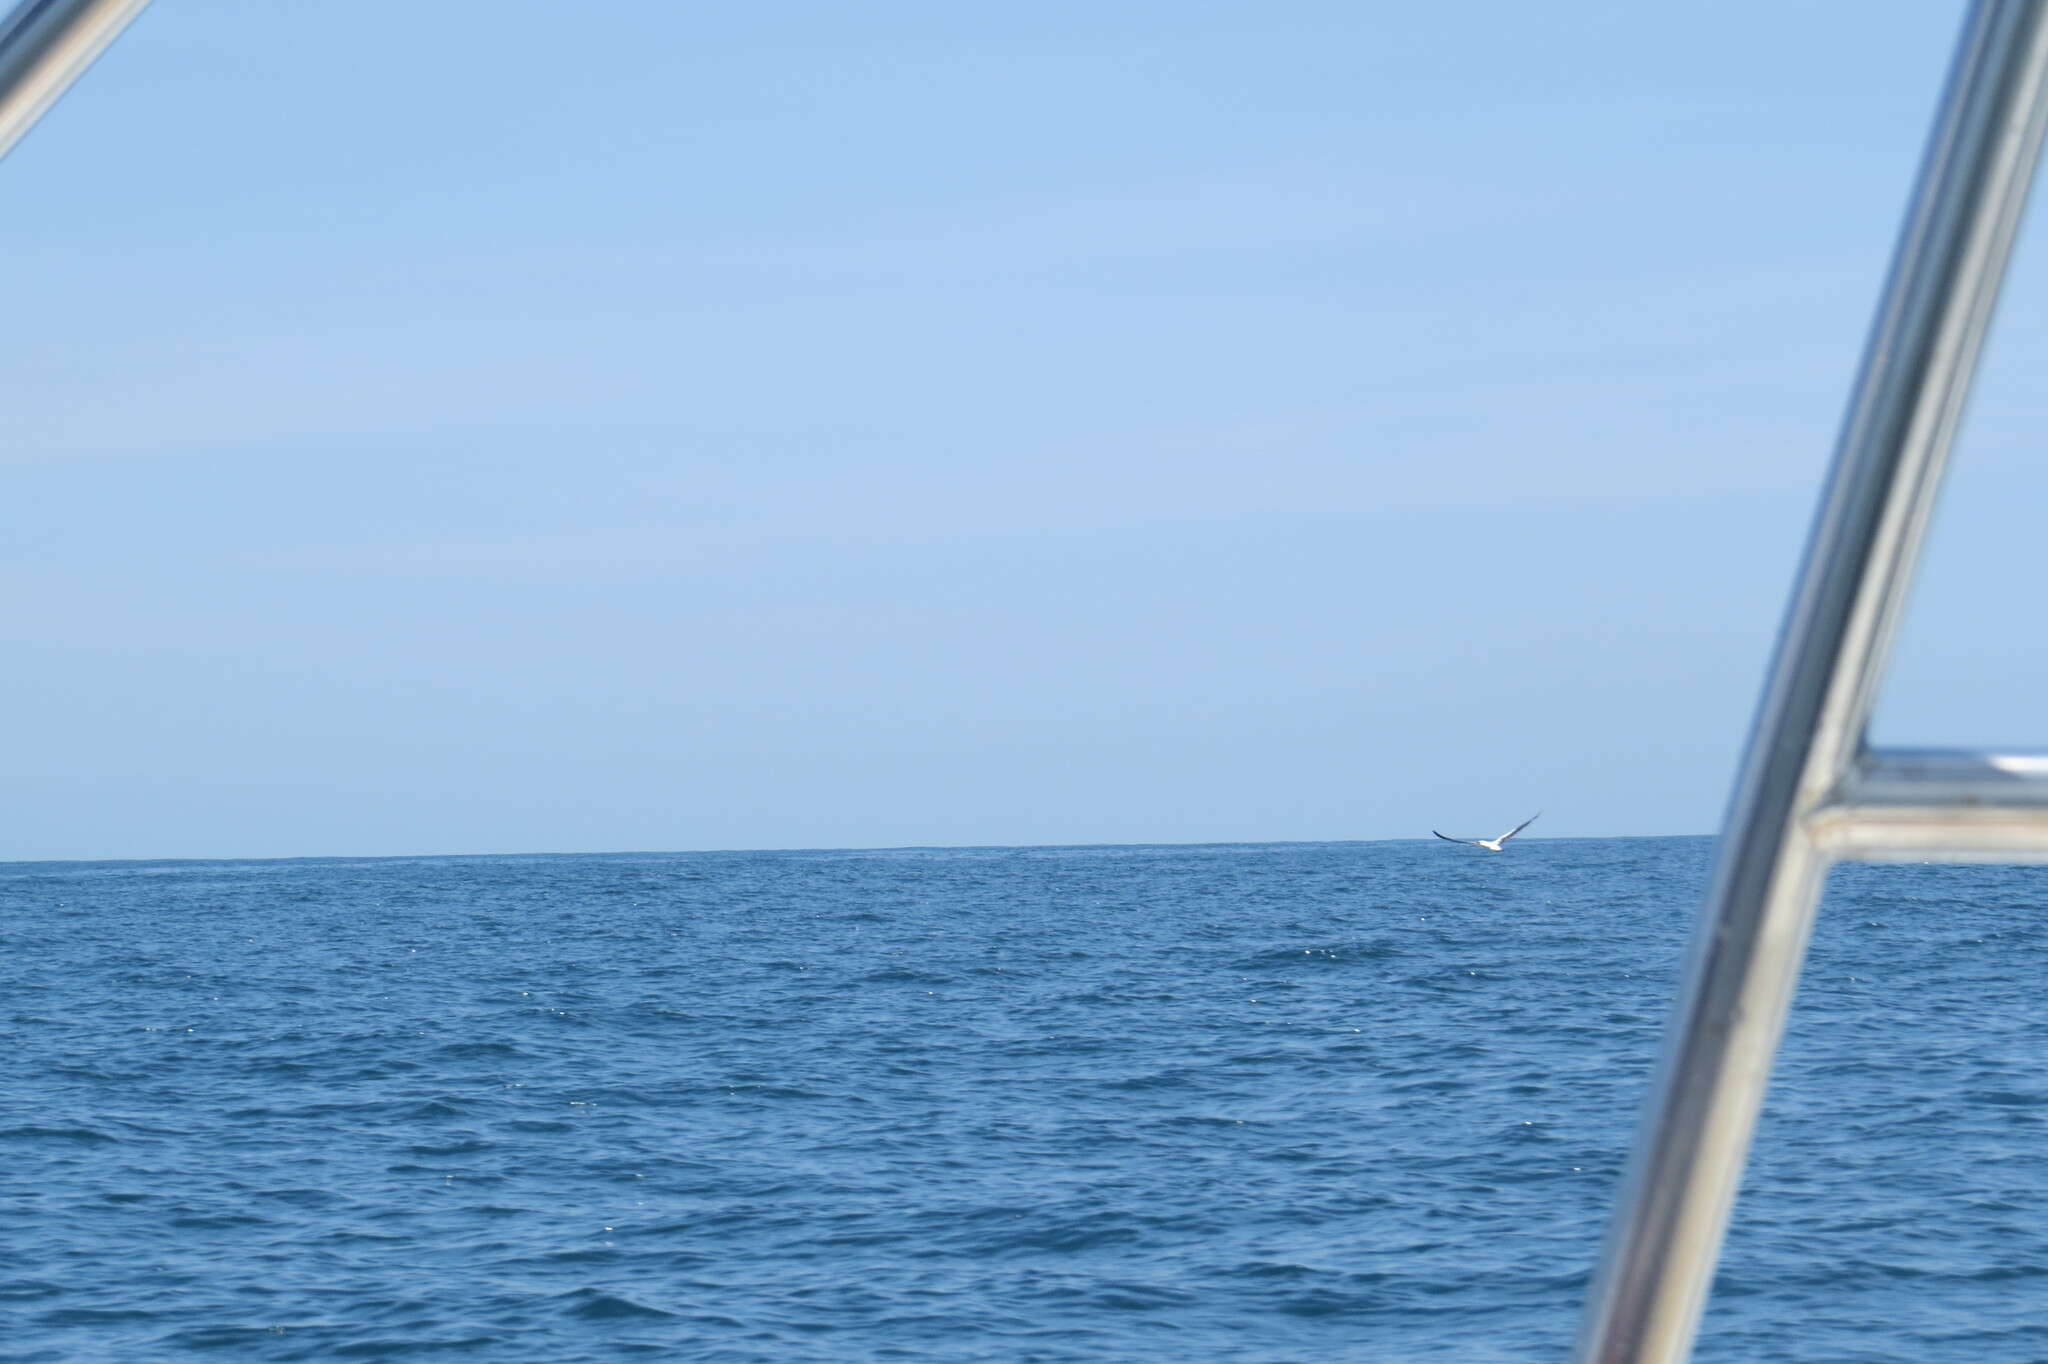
1575,2,2048,1362
0,0,149,163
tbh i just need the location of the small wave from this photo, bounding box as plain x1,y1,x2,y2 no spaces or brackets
1101,1069,1198,1092
170,1213,269,1229
857,968,954,985
327,1334,506,1356
0,1124,118,1145
1231,1260,1394,1285
435,1041,530,1060
1271,1288,1391,1319
406,1139,494,1157
1958,1263,2048,1283
1152,1114,1256,1129
382,1165,506,1184
715,1083,833,1100
1234,940,1405,968
1087,1280,1198,1311
158,1327,279,1351
558,1288,676,1321
250,1188,345,1208
34,1307,158,1325
1964,1089,2048,1108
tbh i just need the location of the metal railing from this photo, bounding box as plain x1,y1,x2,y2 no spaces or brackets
1575,2,2048,1360
0,0,148,164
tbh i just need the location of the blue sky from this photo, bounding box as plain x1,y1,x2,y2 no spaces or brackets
3,1,2039,860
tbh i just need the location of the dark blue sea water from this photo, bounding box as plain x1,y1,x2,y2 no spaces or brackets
3,837,2043,1362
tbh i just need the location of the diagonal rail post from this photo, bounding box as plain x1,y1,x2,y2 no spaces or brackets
1575,3,2048,1361
0,0,149,164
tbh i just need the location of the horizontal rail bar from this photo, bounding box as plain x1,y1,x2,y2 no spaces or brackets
1840,745,2048,801
1808,747,2048,860
1813,808,2048,861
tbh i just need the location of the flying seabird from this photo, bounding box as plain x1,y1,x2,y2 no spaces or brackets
1433,812,1540,852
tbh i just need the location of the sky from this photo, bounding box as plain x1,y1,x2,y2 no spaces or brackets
4,0,2044,861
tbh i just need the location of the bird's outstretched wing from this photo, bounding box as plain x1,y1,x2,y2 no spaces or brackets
1496,812,1541,844
1433,830,1481,845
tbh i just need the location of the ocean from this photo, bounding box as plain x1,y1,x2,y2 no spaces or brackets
3,837,2043,1362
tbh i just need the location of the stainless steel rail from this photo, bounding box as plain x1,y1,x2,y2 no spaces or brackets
0,0,148,163
1575,2,2048,1361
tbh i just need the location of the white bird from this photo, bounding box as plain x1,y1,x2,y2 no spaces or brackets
1433,812,1540,852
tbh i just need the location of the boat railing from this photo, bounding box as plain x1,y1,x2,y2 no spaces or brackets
1575,2,2048,1360
0,0,147,164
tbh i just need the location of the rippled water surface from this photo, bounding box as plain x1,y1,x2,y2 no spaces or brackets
4,838,2045,1361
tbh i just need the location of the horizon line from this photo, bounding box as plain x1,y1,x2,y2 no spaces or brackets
0,830,1718,870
